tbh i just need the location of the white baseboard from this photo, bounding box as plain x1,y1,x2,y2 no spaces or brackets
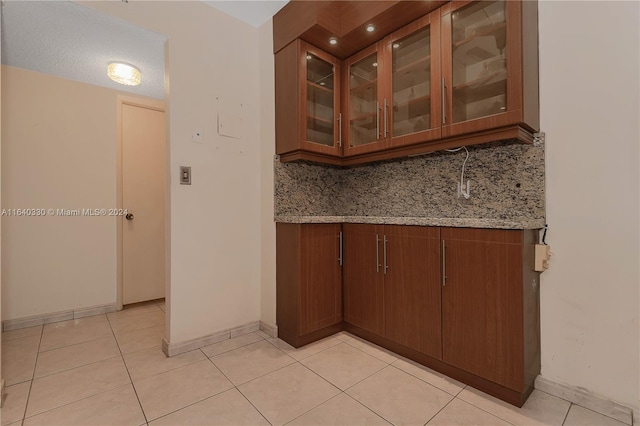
259,321,278,338
535,376,633,425
2,303,117,331
163,321,261,357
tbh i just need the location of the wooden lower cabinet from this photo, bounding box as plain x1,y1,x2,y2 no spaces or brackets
342,224,384,335
382,225,442,360
441,227,541,397
276,223,343,347
343,224,442,359
276,222,540,406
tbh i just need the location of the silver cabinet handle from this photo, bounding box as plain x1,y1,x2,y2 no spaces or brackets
383,235,388,274
337,113,342,148
442,239,447,286
376,234,380,272
338,231,343,266
384,98,388,138
442,78,447,125
376,101,381,139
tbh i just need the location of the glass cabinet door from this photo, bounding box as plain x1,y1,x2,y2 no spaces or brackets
451,1,507,123
306,53,335,146
391,25,432,137
349,52,379,147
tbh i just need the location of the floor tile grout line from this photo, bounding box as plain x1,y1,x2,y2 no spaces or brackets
202,331,267,358
19,324,45,423
200,349,274,425
562,403,573,425
339,337,398,364
453,392,518,426
208,352,276,426
266,335,344,362
341,391,395,426
128,349,222,423
387,362,464,398
422,392,456,426
30,354,123,382
20,382,135,423
36,329,116,355
212,353,298,388
106,311,150,425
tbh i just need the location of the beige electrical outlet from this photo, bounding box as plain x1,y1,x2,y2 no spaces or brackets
535,244,551,272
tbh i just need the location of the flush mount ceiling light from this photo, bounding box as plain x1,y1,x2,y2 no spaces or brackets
107,62,141,86
328,37,338,45
366,24,375,32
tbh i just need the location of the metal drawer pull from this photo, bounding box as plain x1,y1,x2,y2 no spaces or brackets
442,239,447,286
338,231,343,266
383,235,388,274
376,234,380,272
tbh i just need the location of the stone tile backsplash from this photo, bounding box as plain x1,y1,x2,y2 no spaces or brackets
275,140,545,227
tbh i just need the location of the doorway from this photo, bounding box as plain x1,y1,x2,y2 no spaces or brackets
118,98,166,307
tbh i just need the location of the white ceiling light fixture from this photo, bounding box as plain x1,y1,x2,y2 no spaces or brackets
107,62,141,86
366,24,375,32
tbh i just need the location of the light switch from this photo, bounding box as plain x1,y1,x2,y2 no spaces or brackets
180,166,191,185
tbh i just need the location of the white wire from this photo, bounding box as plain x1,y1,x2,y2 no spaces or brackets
444,146,470,199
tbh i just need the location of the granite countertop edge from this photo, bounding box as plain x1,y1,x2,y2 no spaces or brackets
274,216,546,230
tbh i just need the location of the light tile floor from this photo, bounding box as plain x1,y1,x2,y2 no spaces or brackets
0,300,629,426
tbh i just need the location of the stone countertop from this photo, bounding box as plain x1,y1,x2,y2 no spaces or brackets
275,215,545,230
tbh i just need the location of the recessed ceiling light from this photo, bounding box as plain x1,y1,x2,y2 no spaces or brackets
329,37,338,45
372,62,378,67
393,43,400,49
306,54,312,60
320,82,326,86
107,62,141,86
366,24,375,32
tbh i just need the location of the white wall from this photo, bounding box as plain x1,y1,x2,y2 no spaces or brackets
259,18,277,328
539,0,639,412
1,66,120,319
85,2,263,343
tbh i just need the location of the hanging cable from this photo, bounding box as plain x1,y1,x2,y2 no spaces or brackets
444,146,471,199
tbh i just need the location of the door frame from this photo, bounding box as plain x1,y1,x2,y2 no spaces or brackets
116,95,167,310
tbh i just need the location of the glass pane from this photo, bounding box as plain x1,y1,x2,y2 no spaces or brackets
451,1,507,123
349,53,378,147
392,26,431,137
306,53,334,146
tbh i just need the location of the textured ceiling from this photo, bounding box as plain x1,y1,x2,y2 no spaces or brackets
203,1,288,28
1,1,167,99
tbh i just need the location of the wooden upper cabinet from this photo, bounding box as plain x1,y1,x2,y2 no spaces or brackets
276,40,342,162
343,13,442,157
441,0,539,137
275,0,539,165
343,43,386,156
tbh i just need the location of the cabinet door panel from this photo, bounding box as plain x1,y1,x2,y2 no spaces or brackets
384,226,442,359
442,0,524,137
299,224,342,335
442,229,524,390
388,13,442,148
343,224,384,335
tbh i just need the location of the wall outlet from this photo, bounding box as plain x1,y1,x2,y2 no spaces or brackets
457,180,471,199
535,244,551,271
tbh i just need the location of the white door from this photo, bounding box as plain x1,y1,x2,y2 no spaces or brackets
122,103,165,305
